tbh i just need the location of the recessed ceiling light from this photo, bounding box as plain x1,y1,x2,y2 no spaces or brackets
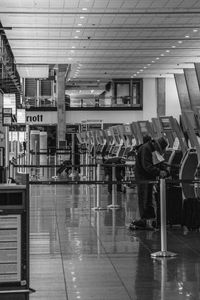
80,16,85,19
82,8,88,11
152,61,155,63
74,36,79,39
140,69,143,72
78,24,82,26
156,57,159,60
185,35,190,38
193,29,198,32
147,64,151,66
68,58,72,60
76,30,80,33
178,40,183,44
72,46,76,49
166,50,170,53
171,45,176,48
160,54,164,56
134,74,137,76
143,66,147,69
137,71,140,73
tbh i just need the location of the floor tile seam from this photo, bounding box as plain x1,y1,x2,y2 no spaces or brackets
83,212,134,300
167,230,200,256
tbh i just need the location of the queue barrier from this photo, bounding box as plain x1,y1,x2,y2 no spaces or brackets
10,161,200,259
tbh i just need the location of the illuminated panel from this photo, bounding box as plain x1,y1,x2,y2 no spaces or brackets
3,94,16,115
124,124,131,134
160,118,172,130
17,109,26,124
139,122,148,133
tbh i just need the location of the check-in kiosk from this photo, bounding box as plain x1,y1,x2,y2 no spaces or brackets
104,129,115,158
159,116,187,180
151,118,163,139
108,126,122,158
136,120,154,144
180,111,200,199
0,174,34,299
95,129,107,161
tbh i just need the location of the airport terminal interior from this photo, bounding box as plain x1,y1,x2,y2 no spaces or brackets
1,0,200,300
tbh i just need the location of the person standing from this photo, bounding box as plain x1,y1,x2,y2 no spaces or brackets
129,136,169,230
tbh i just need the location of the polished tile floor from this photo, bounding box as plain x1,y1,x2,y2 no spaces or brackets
29,183,200,300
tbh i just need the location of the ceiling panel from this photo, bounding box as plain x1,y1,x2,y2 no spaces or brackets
0,0,200,84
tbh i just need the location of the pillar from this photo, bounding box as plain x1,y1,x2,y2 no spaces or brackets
56,64,67,148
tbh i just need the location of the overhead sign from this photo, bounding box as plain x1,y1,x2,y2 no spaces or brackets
3,108,12,126
3,93,16,115
17,109,26,124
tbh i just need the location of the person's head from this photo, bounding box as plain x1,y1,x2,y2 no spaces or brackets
142,134,152,144
154,137,168,154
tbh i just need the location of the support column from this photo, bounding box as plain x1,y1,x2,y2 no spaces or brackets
56,64,67,148
156,78,166,117
184,68,200,111
174,74,192,111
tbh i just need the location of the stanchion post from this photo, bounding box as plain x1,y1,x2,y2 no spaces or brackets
107,164,120,210
52,153,58,179
92,163,106,210
151,178,177,258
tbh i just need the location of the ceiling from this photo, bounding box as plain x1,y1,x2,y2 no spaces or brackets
1,0,200,84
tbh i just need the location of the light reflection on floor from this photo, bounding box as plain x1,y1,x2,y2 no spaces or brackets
29,184,200,300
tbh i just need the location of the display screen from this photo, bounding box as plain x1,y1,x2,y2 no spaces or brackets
139,122,148,133
160,118,172,130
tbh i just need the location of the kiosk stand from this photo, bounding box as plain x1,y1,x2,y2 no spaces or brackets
0,174,34,299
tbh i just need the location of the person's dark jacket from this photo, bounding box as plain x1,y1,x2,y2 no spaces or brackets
135,140,166,180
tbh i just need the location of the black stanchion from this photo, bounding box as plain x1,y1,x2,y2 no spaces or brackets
107,164,120,210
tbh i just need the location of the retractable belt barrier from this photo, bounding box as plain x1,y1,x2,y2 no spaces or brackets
11,161,200,259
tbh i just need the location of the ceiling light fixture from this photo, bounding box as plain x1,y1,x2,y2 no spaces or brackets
171,45,176,48
185,35,190,38
74,36,79,39
166,50,170,53
193,29,198,32
178,41,183,44
78,24,82,26
76,30,80,33
80,16,85,19
82,8,88,11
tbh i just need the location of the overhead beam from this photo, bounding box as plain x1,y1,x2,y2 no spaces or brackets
1,10,200,15
7,37,200,41
8,26,200,30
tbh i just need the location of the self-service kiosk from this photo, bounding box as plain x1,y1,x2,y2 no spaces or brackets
0,174,34,299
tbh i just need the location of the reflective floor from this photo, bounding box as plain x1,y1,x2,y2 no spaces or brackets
29,184,200,300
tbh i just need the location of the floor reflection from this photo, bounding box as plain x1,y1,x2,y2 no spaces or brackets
30,184,200,300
